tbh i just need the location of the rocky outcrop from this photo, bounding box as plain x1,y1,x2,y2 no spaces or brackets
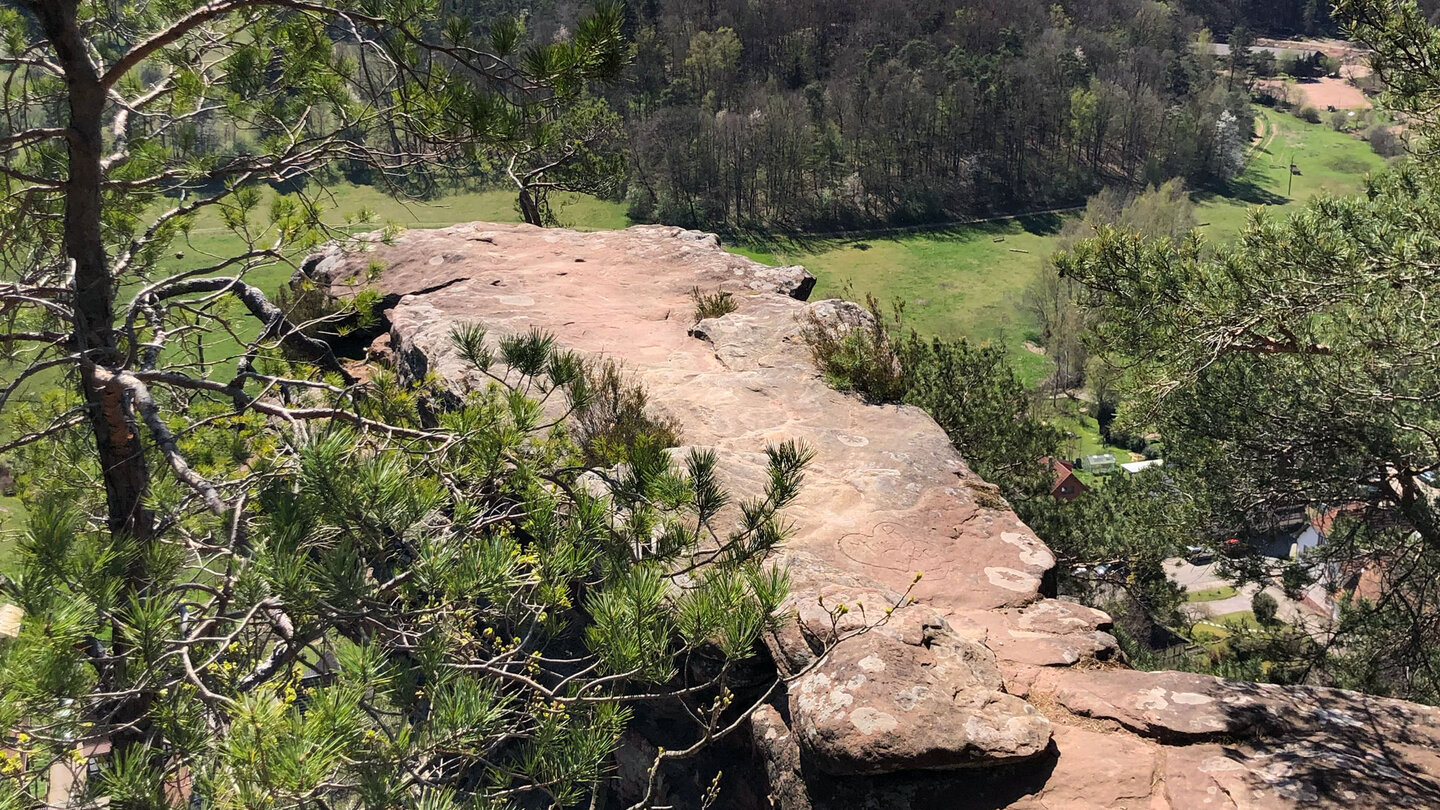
306,222,1440,809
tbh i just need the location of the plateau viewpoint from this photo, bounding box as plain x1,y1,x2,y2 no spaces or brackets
304,223,1440,810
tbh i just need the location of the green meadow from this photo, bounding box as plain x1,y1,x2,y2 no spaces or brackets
735,107,1386,372
729,107,1388,459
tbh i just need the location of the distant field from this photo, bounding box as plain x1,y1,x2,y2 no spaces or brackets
1195,106,1386,241
734,106,1387,381
164,183,628,285
168,187,627,370
1188,585,1240,603
731,215,1064,387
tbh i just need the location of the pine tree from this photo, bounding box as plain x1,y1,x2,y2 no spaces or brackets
1055,0,1440,703
0,1,869,804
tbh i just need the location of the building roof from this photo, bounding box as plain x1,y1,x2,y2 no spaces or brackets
1043,457,1087,499
1120,459,1165,474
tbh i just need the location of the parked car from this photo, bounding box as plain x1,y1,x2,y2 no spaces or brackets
1092,561,1130,579
1185,545,1214,564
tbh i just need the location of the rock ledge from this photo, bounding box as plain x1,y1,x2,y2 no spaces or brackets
308,223,1440,810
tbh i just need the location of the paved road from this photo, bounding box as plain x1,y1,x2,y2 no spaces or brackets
1165,557,1324,632
1165,557,1229,591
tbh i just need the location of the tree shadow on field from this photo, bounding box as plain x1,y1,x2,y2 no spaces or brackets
733,207,1080,259
1017,212,1064,235
921,219,1019,244
1194,176,1289,208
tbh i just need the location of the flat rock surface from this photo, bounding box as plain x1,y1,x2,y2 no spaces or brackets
1042,668,1440,745
314,223,1055,611
313,222,1440,808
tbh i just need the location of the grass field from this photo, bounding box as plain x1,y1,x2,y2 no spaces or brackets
163,183,628,290
1192,609,1263,641
730,106,1389,461
1187,585,1240,603
1195,107,1387,241
735,108,1386,374
732,213,1066,387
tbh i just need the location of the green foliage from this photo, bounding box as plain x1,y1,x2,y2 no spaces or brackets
507,94,628,226
0,328,810,806
0,0,800,797
1053,0,1440,702
797,285,1196,636
1251,591,1280,625
899,334,1060,498
569,357,682,467
690,286,737,322
799,293,905,402
1056,179,1199,252
1024,470,1196,629
274,282,389,349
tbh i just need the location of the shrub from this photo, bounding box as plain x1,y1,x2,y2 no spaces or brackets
900,333,1061,497
1367,125,1406,158
1299,106,1322,124
691,286,737,321
799,293,905,402
571,357,683,466
1328,109,1350,131
273,281,389,358
1252,591,1280,625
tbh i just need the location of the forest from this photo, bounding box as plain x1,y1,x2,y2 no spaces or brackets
152,0,1264,230
613,0,1255,229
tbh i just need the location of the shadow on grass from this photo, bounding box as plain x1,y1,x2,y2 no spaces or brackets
1193,176,1289,209
1017,212,1065,235
732,215,1073,256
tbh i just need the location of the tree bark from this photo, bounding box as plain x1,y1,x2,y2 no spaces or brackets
34,0,156,551
517,185,544,227
28,0,160,750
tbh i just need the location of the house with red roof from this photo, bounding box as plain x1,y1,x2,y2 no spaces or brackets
1045,458,1087,502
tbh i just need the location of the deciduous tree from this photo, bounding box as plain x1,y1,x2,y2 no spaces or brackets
1055,0,1440,701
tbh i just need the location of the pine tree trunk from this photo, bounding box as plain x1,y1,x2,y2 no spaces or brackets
518,186,544,226
36,0,158,748
41,2,156,551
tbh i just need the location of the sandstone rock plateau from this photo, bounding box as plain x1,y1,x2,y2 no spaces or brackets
307,223,1440,809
